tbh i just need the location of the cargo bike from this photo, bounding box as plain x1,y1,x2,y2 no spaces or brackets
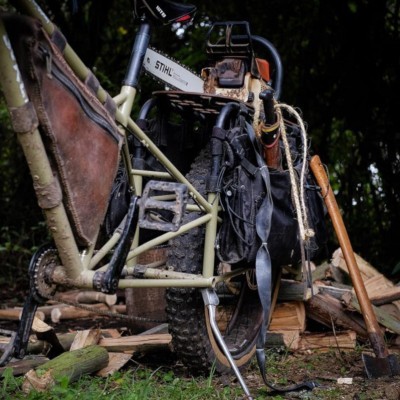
0,0,328,396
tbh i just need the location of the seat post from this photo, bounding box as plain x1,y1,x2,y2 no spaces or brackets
123,20,151,88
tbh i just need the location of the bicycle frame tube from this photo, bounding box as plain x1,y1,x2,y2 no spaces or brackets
0,19,83,280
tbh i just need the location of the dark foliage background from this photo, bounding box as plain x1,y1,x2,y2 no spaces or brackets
0,0,399,282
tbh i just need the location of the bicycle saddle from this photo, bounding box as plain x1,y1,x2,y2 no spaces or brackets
134,0,196,24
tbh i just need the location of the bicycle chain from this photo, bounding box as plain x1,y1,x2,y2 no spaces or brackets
33,247,166,324
48,293,167,324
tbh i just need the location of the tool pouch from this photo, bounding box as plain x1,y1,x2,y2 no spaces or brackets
214,125,266,265
4,15,123,246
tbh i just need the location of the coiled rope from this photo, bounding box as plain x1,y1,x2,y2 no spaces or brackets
275,103,315,244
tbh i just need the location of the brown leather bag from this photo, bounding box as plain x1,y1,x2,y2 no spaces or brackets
4,15,123,246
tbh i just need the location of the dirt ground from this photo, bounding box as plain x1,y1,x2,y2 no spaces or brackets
1,283,400,399
245,349,400,399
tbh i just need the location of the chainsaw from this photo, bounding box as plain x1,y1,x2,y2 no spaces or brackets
142,21,283,165
142,21,282,107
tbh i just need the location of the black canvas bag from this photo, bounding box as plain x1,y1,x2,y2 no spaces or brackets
216,121,326,267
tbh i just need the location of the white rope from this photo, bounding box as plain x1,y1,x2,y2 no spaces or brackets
274,103,314,242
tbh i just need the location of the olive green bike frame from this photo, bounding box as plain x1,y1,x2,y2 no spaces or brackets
0,0,247,292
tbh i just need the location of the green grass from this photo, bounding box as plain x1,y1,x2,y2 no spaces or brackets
0,366,244,400
1,348,392,399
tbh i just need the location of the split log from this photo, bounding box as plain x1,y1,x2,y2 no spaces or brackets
331,248,380,281
311,261,331,281
378,304,400,321
269,301,306,332
51,304,126,323
363,275,394,298
51,304,108,323
0,309,45,321
362,275,400,312
70,329,101,351
98,333,172,353
20,329,119,355
34,291,117,322
277,279,318,302
370,286,400,306
306,293,369,339
312,261,351,285
265,330,357,353
318,271,400,314
125,287,166,333
76,291,117,306
298,330,357,352
265,330,301,350
96,353,132,377
100,329,122,339
0,356,49,377
342,292,400,334
316,284,352,300
0,333,77,355
22,345,109,393
32,317,65,358
138,323,169,335
125,247,168,333
51,290,115,305
36,304,68,319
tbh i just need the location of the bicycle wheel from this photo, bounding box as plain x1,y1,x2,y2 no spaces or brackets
166,147,265,374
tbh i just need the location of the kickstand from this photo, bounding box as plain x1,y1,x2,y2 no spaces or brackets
201,289,253,400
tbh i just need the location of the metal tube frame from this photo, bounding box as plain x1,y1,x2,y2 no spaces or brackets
1,0,249,290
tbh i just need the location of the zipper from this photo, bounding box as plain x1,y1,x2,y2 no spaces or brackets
39,44,120,143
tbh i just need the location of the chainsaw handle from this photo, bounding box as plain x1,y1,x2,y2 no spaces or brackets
251,35,283,100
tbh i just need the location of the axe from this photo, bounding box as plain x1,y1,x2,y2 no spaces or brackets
310,155,400,378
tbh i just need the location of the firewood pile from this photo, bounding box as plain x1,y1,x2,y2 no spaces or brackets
1,247,400,392
269,248,400,353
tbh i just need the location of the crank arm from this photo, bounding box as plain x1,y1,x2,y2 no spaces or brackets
0,290,40,366
94,195,139,294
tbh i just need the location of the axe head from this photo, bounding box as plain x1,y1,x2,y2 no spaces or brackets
362,353,400,379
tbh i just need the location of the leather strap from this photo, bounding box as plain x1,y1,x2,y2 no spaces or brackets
246,121,320,393
51,28,67,52
9,102,39,134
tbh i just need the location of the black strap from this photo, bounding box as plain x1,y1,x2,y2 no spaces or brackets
51,28,67,53
246,122,320,393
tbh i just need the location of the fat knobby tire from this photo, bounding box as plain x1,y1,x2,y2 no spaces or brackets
166,147,261,374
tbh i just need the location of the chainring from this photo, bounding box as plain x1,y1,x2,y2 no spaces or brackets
29,245,60,302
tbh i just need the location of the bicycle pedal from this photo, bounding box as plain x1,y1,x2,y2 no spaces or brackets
139,180,188,232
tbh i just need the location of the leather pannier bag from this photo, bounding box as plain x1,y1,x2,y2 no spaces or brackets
4,15,123,246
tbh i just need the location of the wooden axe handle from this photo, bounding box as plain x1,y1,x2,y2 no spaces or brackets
310,155,388,358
